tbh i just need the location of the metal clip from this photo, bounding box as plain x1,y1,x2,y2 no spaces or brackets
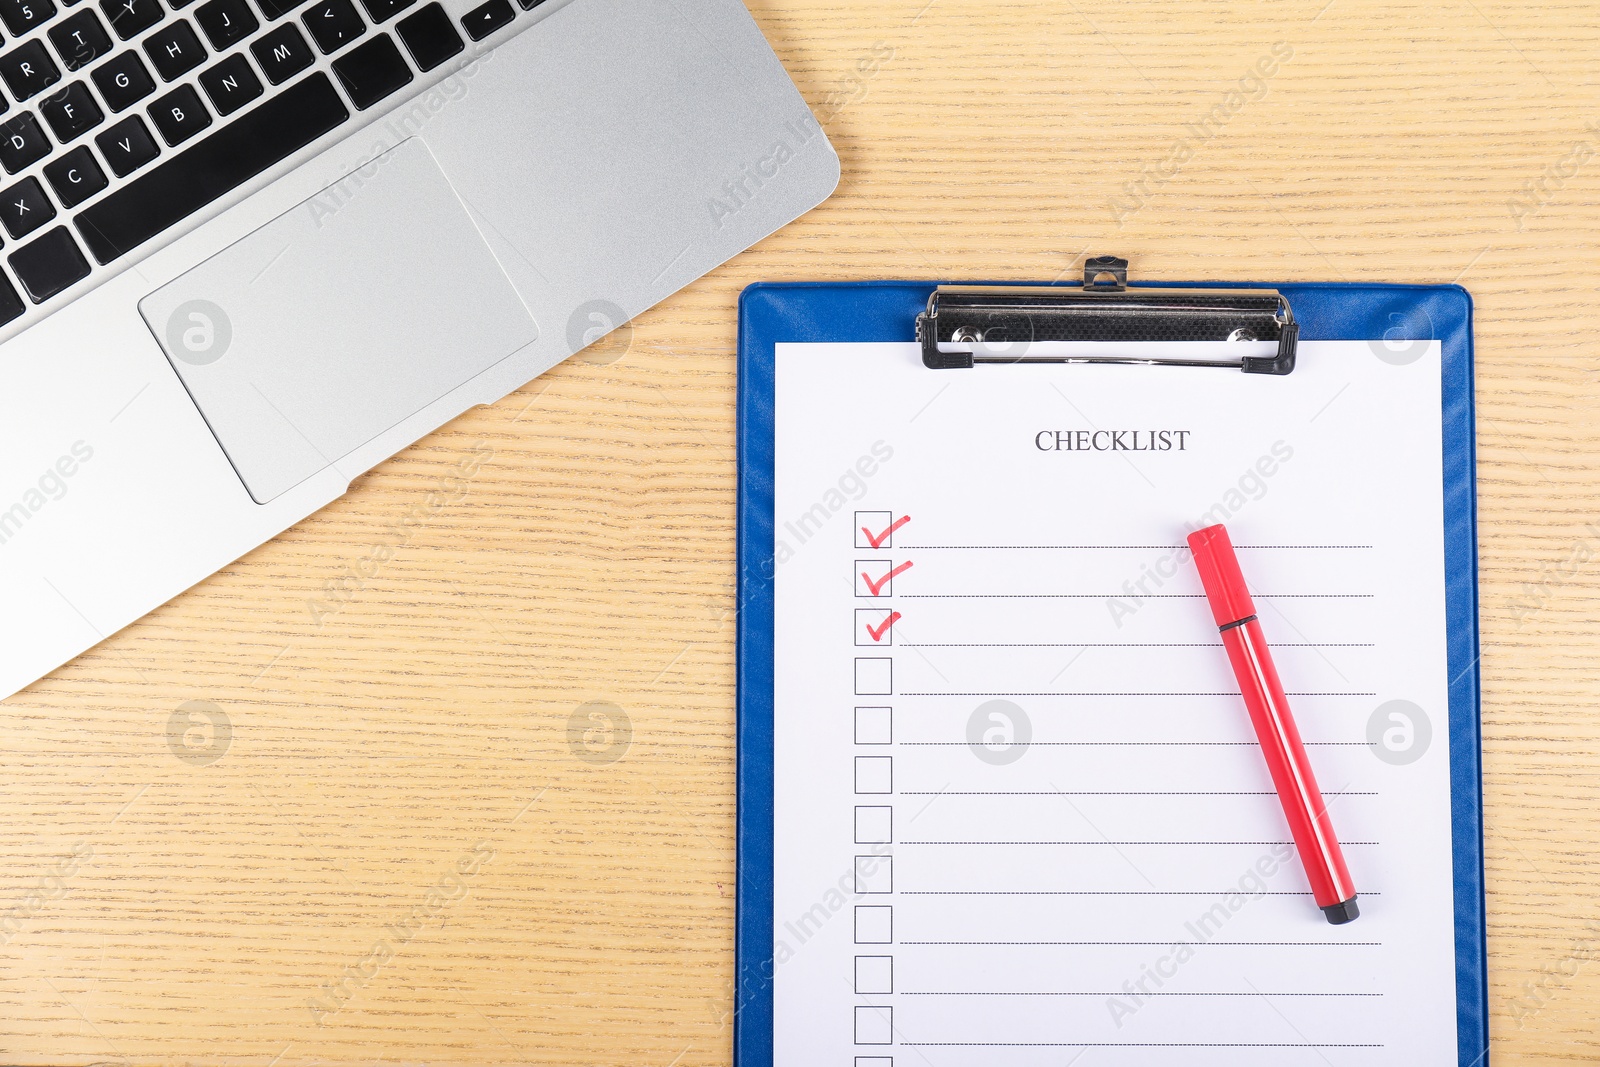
916,255,1298,374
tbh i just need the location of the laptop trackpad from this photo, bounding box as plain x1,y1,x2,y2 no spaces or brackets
139,138,538,504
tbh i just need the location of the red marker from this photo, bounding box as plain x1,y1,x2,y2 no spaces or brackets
1187,523,1359,925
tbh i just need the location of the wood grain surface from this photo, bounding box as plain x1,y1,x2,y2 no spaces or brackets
4,0,1597,1062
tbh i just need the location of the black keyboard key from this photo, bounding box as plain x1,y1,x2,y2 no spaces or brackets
0,0,57,38
250,21,309,82
143,19,205,80
197,51,257,113
302,0,359,52
167,0,195,8
0,272,25,325
99,0,162,39
93,111,155,173
0,175,53,237
516,0,543,9
76,72,347,262
330,31,406,109
256,0,303,18
395,2,456,71
0,112,50,172
459,0,506,40
356,0,408,22
194,0,253,49
43,143,105,205
148,81,206,142
49,9,112,70
0,41,62,102
91,50,153,110
10,225,87,301
39,80,101,140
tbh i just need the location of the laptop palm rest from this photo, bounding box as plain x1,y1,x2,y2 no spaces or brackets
138,137,538,504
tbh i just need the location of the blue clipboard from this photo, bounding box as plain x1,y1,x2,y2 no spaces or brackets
734,279,1484,1065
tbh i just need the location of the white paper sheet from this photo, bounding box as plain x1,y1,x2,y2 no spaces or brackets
770,340,1457,1065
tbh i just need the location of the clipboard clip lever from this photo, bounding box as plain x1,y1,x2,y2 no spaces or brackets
916,255,1298,374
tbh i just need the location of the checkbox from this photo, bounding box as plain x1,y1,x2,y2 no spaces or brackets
855,955,894,994
856,560,895,597
855,1059,893,1067
855,511,894,550
855,706,892,745
855,756,892,794
856,609,897,646
855,905,892,943
855,854,892,893
854,1004,893,1044
855,658,892,695
855,805,892,843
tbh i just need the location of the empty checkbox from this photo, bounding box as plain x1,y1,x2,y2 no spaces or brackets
855,955,894,994
854,1004,893,1044
855,905,892,943
855,1059,893,1067
855,658,892,695
855,854,892,894
855,805,892,843
855,706,892,745
855,756,892,794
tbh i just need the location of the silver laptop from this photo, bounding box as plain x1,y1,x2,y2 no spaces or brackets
0,0,836,698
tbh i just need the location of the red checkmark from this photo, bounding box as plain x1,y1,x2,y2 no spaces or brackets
862,514,910,549
866,611,901,642
861,560,914,597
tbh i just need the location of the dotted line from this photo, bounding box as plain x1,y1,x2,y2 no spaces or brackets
896,693,1376,698
896,545,1374,551
897,991,1382,997
896,741,1368,746
899,890,1384,896
901,1042,1384,1048
898,594,1372,599
898,840,1379,847
899,941,1381,947
900,642,1376,648
895,791,1381,795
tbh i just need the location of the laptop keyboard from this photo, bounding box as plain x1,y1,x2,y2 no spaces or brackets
0,0,547,324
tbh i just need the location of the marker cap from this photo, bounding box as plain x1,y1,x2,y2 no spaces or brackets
1187,523,1256,627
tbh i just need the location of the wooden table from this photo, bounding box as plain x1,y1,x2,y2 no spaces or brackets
4,0,1596,1062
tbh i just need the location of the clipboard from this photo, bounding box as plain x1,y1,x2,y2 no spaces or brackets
735,262,1484,1065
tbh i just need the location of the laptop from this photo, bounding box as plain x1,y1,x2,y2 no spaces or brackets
0,0,837,697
